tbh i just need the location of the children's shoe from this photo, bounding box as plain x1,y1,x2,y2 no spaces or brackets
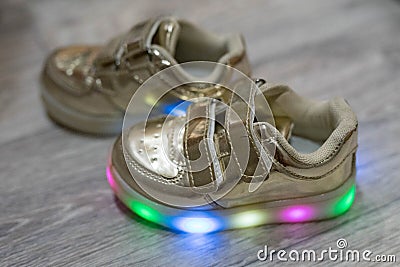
106,83,358,233
41,17,250,135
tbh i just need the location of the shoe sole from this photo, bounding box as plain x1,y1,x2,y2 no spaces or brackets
106,148,356,233
40,72,123,135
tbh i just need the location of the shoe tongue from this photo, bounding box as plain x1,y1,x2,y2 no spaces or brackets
146,17,181,57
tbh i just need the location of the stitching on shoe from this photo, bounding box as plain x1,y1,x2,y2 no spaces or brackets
242,174,265,178
225,91,244,175
185,105,195,186
168,117,185,166
203,101,214,183
168,126,176,160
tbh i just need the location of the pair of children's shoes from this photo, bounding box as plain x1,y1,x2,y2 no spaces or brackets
41,17,358,233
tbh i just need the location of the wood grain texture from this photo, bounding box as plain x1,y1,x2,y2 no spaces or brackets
1,0,400,266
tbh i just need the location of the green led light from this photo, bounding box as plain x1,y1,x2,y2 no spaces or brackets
333,185,356,215
129,201,161,223
231,210,268,228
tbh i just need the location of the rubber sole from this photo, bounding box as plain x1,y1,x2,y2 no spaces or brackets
41,73,123,135
106,159,356,233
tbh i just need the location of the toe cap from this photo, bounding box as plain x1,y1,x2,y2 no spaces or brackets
45,45,101,94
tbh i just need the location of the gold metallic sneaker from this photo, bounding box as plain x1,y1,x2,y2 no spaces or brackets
106,83,358,233
41,17,251,134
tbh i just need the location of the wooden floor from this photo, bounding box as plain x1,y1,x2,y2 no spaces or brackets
1,0,400,266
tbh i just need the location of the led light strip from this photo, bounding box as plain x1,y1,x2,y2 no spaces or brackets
106,166,356,234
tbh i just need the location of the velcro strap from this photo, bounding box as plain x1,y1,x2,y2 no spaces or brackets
93,20,150,68
184,99,224,193
227,81,271,180
183,81,274,194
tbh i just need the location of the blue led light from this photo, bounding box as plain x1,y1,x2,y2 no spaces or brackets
162,100,191,116
173,216,221,233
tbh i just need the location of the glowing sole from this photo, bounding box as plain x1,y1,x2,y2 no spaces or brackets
106,163,356,234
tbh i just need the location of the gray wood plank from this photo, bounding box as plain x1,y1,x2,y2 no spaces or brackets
1,0,400,266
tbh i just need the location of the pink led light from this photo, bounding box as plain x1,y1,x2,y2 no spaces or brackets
106,166,116,190
281,206,314,222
